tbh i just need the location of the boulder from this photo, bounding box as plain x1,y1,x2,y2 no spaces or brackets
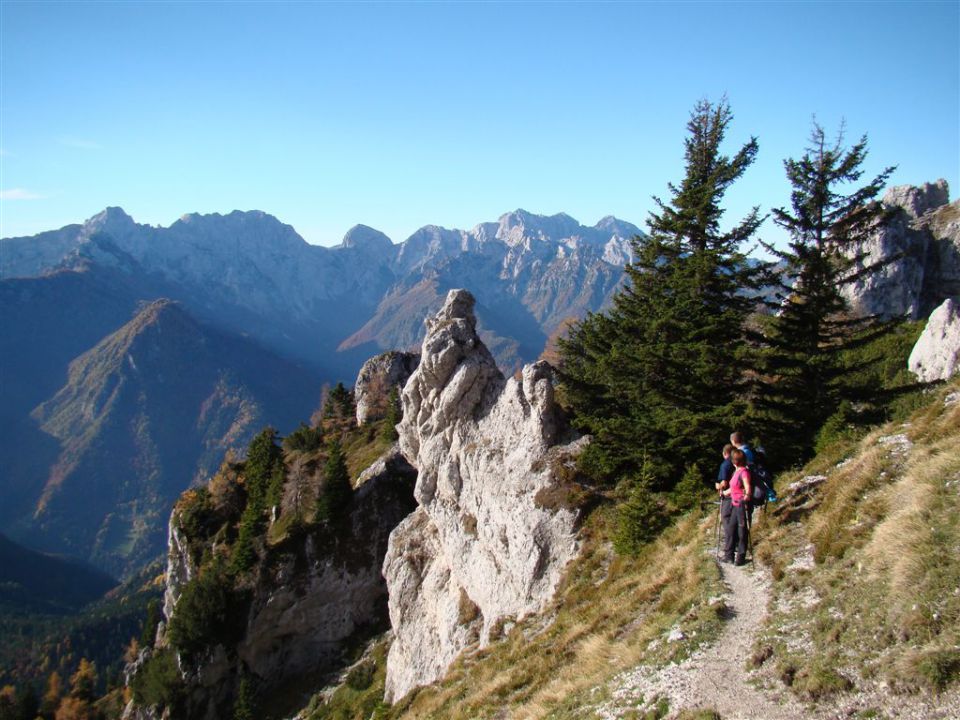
909,298,960,382
382,289,585,701
354,351,420,425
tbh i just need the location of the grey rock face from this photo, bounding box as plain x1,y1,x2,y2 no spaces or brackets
137,447,416,720
382,289,585,702
354,351,420,425
842,180,959,320
909,298,960,382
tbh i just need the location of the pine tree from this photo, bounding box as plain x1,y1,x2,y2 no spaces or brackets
316,439,351,523
612,456,667,556
380,386,401,442
231,427,283,574
323,382,354,421
759,122,895,463
559,99,768,487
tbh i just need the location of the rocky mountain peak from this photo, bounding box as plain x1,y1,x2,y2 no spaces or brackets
595,214,641,238
83,207,139,239
497,209,583,244
383,288,585,701
341,224,394,253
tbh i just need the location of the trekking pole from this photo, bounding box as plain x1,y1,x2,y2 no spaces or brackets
745,502,754,562
715,496,722,561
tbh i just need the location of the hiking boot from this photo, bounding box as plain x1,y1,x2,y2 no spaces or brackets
734,557,747,566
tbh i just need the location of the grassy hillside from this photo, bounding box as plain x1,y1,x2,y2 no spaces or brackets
751,379,960,705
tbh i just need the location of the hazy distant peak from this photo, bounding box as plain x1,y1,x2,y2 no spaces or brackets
342,224,394,252
175,209,282,226
84,206,137,233
594,215,642,238
497,209,584,245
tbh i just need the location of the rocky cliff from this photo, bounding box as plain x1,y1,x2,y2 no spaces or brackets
842,180,960,319
382,289,587,701
128,447,416,720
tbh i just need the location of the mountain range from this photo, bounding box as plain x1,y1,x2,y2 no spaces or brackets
2,207,640,376
0,207,640,576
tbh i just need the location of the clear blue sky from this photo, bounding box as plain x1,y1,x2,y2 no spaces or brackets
1,1,958,252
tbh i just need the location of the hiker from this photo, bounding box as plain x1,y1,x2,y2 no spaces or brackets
721,448,752,565
715,442,735,534
730,431,756,466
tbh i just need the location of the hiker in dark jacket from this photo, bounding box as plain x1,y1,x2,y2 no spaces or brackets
722,448,752,565
715,443,735,529
730,430,756,465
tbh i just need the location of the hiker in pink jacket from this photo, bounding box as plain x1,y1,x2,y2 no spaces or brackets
721,449,752,565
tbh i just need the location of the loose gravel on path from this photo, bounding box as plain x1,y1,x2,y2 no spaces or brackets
597,559,803,720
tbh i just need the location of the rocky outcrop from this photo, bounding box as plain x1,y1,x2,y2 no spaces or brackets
354,351,420,425
129,447,416,720
909,298,960,382
382,289,586,701
842,180,960,319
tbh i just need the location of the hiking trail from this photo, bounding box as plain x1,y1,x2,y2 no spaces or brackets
597,556,803,720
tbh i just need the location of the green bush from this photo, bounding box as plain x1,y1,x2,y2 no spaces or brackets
283,422,325,453
130,648,184,710
167,565,249,659
345,661,376,691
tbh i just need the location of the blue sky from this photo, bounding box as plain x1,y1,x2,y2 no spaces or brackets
1,1,957,251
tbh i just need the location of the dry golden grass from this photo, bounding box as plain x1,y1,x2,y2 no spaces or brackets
756,380,960,697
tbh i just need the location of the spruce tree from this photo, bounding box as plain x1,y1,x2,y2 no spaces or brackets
759,123,894,463
559,99,768,487
381,386,402,442
231,427,283,574
316,439,351,523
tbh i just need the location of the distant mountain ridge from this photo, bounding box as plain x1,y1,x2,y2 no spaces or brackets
1,295,320,577
0,532,118,615
2,206,641,376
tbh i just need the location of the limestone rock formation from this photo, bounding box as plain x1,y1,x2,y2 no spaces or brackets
842,180,960,319
354,351,420,425
909,298,960,382
382,289,585,702
128,447,416,720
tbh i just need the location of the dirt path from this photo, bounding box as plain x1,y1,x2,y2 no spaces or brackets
598,558,804,720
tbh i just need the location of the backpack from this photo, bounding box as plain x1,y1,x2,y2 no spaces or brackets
750,462,777,506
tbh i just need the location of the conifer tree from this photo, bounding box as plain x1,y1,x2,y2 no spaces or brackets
316,439,351,523
231,428,283,574
380,386,402,442
759,122,894,463
559,99,768,487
